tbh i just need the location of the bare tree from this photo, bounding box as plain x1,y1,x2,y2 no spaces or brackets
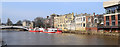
34,17,45,28
6,18,13,26
16,20,22,26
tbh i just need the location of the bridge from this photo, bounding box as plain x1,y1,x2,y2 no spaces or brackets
0,26,29,31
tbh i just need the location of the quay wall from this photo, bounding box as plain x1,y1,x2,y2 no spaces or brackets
62,30,120,36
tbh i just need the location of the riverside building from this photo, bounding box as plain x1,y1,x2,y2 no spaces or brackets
54,13,74,31
75,13,94,31
103,0,120,32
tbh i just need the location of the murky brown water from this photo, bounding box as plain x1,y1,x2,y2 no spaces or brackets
1,31,119,45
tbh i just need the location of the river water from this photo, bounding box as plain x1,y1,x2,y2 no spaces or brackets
1,31,119,45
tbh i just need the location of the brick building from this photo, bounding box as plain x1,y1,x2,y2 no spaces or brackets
86,13,104,33
102,0,120,32
75,13,94,31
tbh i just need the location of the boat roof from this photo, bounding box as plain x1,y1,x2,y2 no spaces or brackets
48,28,57,30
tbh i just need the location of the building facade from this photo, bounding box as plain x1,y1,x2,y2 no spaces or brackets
103,0,120,32
75,13,94,31
22,20,31,27
45,14,58,28
64,13,74,31
86,13,104,33
54,13,103,32
54,13,74,31
49,14,58,28
54,15,66,30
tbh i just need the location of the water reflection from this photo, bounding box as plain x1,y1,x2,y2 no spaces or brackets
0,31,2,46
1,31,119,45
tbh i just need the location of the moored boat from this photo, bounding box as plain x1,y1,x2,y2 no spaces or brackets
38,28,45,32
56,28,62,33
43,28,62,33
29,27,40,32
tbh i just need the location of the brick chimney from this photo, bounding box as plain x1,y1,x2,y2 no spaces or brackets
93,13,95,16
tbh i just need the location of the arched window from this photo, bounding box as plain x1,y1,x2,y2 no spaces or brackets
95,19,97,23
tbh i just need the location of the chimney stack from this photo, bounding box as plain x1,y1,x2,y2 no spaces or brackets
75,13,77,16
93,13,95,16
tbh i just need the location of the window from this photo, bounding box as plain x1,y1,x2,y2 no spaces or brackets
106,22,109,26
111,10,115,13
118,21,120,26
105,6,118,14
83,17,85,21
118,14,120,20
60,25,62,27
69,18,72,19
95,19,97,23
106,10,109,14
65,16,67,18
112,22,115,26
81,18,82,21
83,23,85,27
111,7,115,13
108,10,111,14
111,15,115,20
88,17,91,22
118,9,120,13
106,16,109,21
81,23,82,27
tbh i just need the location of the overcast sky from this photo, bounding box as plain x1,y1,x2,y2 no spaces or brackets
1,0,110,23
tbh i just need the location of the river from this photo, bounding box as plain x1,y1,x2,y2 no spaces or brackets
1,31,119,45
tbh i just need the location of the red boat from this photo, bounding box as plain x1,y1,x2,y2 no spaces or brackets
39,28,45,32
56,28,62,33
29,30,39,32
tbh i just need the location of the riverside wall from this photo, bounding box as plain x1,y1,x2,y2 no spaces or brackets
62,30,120,36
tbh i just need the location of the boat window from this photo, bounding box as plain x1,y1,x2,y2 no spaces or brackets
55,30,57,32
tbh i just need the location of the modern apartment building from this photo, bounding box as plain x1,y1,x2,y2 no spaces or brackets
103,0,120,32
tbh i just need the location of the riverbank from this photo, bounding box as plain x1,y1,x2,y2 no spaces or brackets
63,31,120,37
